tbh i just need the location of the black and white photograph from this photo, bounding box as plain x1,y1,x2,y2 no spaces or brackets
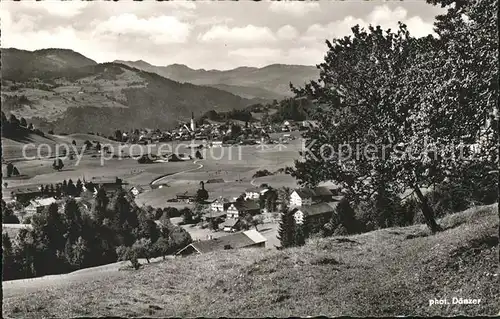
0,0,498,317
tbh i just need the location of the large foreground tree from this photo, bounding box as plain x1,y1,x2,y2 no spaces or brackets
291,0,497,233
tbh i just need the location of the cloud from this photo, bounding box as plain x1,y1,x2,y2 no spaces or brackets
3,1,90,18
368,5,407,25
284,46,325,65
269,0,320,16
302,5,435,42
277,25,299,40
94,14,191,45
198,24,276,44
194,16,235,26
0,1,441,70
228,47,281,59
165,1,197,11
404,16,436,38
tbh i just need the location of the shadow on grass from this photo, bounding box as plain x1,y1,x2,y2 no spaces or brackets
3,174,31,180
334,237,360,245
405,232,430,240
310,256,341,266
8,132,55,144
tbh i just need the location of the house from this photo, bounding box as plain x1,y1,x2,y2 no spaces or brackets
201,210,227,222
89,177,125,195
210,197,233,212
11,187,43,204
24,197,57,218
244,187,269,200
292,202,340,233
226,200,260,219
176,190,198,203
220,218,240,232
2,223,34,239
176,229,267,256
301,120,320,129
290,187,334,207
206,178,225,184
126,185,145,197
210,141,223,148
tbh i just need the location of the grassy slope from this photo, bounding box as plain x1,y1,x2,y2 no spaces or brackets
1,132,116,161
2,204,498,317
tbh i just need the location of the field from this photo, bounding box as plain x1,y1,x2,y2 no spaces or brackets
1,69,145,122
2,132,302,245
2,204,498,317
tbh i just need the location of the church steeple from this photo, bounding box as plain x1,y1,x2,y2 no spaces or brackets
190,111,196,131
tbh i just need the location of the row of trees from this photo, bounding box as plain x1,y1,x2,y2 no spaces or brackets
200,108,254,124
5,163,20,177
1,111,44,139
2,189,192,280
39,179,84,198
290,0,498,233
2,200,20,224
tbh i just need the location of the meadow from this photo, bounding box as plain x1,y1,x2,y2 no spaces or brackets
3,204,497,317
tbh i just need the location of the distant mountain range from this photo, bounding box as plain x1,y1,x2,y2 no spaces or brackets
2,48,98,81
1,48,319,134
113,60,319,100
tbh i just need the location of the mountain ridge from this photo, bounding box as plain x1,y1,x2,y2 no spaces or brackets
113,59,319,100
1,49,255,134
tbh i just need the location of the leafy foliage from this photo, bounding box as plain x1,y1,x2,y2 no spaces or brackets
291,1,498,233
2,191,192,280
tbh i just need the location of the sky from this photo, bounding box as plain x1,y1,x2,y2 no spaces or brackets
0,0,445,70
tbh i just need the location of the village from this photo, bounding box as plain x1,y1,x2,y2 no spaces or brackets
3,160,345,257
2,0,497,317
113,112,315,148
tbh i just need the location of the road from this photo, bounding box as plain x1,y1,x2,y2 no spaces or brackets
150,159,204,186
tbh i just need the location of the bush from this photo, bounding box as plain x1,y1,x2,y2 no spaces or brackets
154,208,164,220
253,169,273,178
425,183,471,219
354,191,403,231
323,199,360,236
164,207,181,218
182,208,194,224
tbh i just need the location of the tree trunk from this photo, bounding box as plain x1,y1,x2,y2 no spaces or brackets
413,186,442,233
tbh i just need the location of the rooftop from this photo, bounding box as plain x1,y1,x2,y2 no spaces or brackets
179,229,267,254
245,186,268,193
293,202,340,217
232,200,260,211
28,197,57,208
11,187,42,195
294,186,333,199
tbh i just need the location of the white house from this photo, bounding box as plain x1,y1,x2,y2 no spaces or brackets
301,120,320,129
290,189,314,207
292,202,339,225
290,187,334,207
244,187,269,200
210,197,232,212
127,185,145,197
226,200,260,219
24,197,57,218
210,141,223,148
